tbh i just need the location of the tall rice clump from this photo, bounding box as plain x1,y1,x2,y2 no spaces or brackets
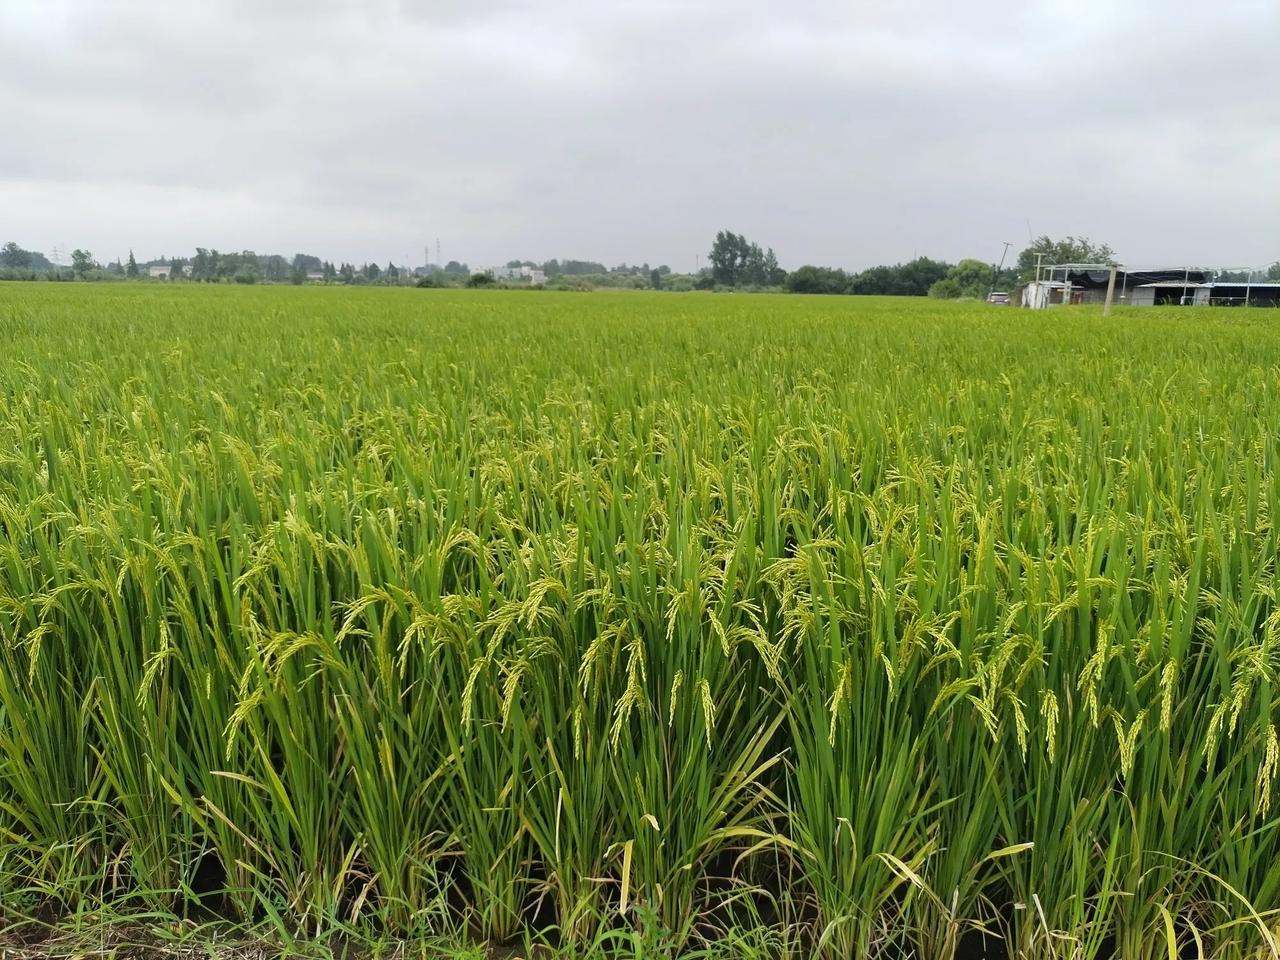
0,282,1277,959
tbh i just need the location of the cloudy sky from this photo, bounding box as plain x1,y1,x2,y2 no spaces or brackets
2,0,1277,271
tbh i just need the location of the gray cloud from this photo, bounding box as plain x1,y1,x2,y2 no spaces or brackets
1,0,1277,270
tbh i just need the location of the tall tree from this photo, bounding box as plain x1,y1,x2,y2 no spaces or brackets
232,251,260,284
1017,236,1115,281
709,231,782,287
215,251,242,281
709,230,744,285
126,250,139,278
70,249,96,280
190,248,215,281
292,253,322,275
1,241,33,269
259,255,289,283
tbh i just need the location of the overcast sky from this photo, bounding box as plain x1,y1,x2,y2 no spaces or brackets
2,0,1277,271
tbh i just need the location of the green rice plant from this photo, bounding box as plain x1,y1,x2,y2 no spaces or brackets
0,282,1278,958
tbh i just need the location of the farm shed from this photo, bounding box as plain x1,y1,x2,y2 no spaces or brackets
1128,281,1210,306
1023,264,1280,307
1122,281,1280,307
1201,282,1280,306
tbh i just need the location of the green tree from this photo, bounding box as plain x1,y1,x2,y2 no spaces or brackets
386,262,399,284
215,251,242,281
1266,262,1280,282
785,265,850,295
71,249,96,280
1016,236,1115,281
709,231,740,285
710,231,781,287
2,241,33,269
895,257,951,295
849,257,951,296
126,250,138,278
292,253,322,274
928,259,993,299
290,254,309,282
650,268,662,290
467,272,494,287
762,248,786,286
257,255,288,283
190,248,216,281
232,252,260,284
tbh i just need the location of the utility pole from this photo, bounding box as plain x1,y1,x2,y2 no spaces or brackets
1102,264,1118,317
991,241,1012,294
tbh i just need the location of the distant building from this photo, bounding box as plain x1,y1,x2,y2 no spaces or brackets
1023,265,1280,308
148,264,172,279
490,265,546,284
306,271,325,282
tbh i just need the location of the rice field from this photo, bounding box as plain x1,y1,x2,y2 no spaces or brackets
1,282,1278,959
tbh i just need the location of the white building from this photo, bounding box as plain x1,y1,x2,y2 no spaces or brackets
148,264,172,279
489,265,546,284
1020,279,1071,309
1127,281,1210,307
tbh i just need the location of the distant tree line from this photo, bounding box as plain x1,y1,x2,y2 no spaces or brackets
780,235,1121,299
0,242,425,286
784,258,954,296
700,228,1017,298
7,234,1278,294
